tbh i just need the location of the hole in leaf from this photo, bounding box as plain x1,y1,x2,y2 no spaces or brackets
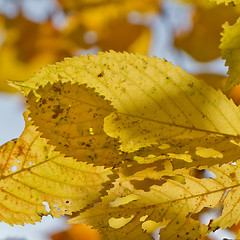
203,170,216,179
220,188,231,203
42,202,50,212
11,166,17,172
108,215,134,229
199,207,222,225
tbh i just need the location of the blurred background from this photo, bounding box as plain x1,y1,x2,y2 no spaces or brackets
0,0,239,239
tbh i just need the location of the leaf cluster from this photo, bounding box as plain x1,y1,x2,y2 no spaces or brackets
1,0,240,240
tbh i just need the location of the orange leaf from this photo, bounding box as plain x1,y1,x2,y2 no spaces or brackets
51,224,101,240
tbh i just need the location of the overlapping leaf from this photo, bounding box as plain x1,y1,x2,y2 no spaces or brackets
6,51,240,239
221,17,240,92
11,52,240,169
194,74,226,90
0,113,112,225
69,161,240,239
67,168,217,239
208,162,240,230
27,81,128,167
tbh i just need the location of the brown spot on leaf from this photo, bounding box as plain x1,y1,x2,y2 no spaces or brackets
52,105,64,119
98,72,104,77
230,172,236,178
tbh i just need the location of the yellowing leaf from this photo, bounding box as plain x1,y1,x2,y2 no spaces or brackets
70,161,240,239
27,81,128,167
0,14,73,93
194,73,227,90
69,168,224,239
1,14,72,63
174,4,239,62
96,18,151,54
11,51,240,169
207,162,240,231
0,117,112,225
209,0,240,5
64,10,152,54
221,17,240,92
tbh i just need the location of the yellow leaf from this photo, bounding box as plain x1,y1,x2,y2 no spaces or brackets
27,81,127,167
64,10,152,54
182,0,240,6
70,161,240,239
1,14,72,63
194,74,227,90
96,18,151,54
174,4,239,62
11,51,240,169
207,162,240,231
0,116,112,225
209,0,240,5
0,14,73,93
221,17,240,92
69,168,225,239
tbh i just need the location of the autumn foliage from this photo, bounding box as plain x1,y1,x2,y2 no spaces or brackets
51,223,101,240
2,0,240,240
